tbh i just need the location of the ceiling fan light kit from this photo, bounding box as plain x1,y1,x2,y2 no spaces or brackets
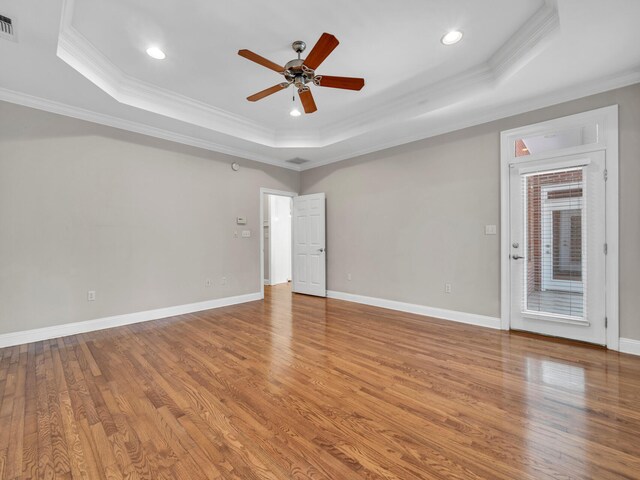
238,33,365,115
289,92,302,117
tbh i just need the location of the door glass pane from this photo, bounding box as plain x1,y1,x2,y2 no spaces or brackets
523,168,585,319
552,209,582,281
515,124,598,157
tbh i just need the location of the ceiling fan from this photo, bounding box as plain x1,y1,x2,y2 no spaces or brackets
238,33,365,114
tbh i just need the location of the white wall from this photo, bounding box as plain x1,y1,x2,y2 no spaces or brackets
0,101,299,335
269,195,292,285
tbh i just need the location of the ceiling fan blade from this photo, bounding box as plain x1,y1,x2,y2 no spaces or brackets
298,88,317,114
238,49,284,73
303,33,339,71
316,75,365,91
247,83,289,102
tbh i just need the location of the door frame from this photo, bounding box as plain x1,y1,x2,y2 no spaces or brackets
260,188,298,299
500,105,619,350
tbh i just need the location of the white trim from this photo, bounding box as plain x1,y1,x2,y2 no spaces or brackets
0,292,262,349
260,188,298,299
603,107,620,351
500,105,619,349
619,338,640,357
0,87,299,171
56,0,559,150
263,279,271,285
327,291,501,330
300,68,640,172
1,71,638,174
518,158,590,174
57,0,275,147
57,24,277,148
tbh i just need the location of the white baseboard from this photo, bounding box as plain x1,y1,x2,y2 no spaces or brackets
0,292,262,349
619,338,640,356
263,279,270,285
327,291,501,330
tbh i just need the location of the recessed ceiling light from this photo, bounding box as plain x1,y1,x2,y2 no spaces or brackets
441,30,463,45
146,46,166,60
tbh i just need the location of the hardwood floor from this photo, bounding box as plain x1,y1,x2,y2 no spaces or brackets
1,284,640,479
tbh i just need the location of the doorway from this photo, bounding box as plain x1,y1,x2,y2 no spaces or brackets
500,106,619,349
260,188,327,299
263,194,293,287
509,152,605,344
261,190,296,299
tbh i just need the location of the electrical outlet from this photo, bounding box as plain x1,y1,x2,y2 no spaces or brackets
445,283,452,294
241,230,251,238
221,276,227,286
205,279,212,287
87,290,96,301
347,273,352,281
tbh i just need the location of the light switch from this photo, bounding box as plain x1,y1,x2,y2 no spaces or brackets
485,225,497,235
236,217,247,225
242,230,251,238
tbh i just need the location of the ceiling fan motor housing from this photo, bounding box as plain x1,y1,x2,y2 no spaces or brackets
284,58,314,88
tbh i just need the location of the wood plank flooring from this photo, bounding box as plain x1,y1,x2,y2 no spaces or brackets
1,284,640,479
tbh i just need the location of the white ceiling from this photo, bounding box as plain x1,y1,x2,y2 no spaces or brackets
0,0,639,170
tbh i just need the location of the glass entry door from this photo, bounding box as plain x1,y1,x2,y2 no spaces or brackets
509,151,606,344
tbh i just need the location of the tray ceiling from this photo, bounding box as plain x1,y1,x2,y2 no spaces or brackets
1,0,639,169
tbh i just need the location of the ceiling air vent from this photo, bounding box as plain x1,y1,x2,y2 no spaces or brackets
0,15,16,42
285,157,309,165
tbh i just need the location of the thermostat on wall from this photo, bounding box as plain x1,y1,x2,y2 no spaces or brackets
236,217,247,225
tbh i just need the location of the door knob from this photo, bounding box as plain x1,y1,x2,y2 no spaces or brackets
511,254,524,260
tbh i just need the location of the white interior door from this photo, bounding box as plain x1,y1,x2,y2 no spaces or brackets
509,151,606,344
292,193,326,297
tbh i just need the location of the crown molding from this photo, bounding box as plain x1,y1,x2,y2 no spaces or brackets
3,65,638,174
317,2,560,145
318,64,495,146
489,0,560,83
57,25,278,146
0,86,300,171
299,66,640,171
57,0,560,150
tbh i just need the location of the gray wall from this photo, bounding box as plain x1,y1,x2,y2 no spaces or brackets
0,101,299,335
300,83,640,341
2,84,638,341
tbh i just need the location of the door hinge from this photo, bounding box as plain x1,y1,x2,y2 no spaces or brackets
604,243,608,255
605,317,608,328
603,169,608,181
